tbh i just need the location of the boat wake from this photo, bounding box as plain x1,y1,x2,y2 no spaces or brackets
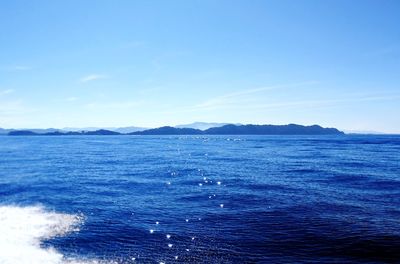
0,205,108,264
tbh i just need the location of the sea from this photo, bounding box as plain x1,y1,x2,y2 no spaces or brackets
0,135,399,263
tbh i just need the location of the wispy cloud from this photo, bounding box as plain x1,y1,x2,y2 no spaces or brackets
0,99,35,116
79,74,108,83
0,65,31,72
194,81,319,110
66,97,78,102
85,101,143,110
162,84,399,116
0,89,14,96
226,93,400,111
0,100,22,114
0,99,38,128
158,81,319,115
13,65,31,71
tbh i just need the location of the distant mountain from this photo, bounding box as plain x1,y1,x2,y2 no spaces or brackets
84,129,121,135
27,128,62,133
175,122,241,130
8,130,38,136
0,128,60,135
131,124,344,135
41,131,81,135
129,126,202,135
9,129,121,136
112,126,148,133
62,127,104,132
0,128,13,135
62,126,147,133
204,124,343,135
6,124,344,136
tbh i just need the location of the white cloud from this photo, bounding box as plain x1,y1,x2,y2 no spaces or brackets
79,74,108,83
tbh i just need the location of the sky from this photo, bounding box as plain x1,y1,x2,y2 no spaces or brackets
0,0,399,133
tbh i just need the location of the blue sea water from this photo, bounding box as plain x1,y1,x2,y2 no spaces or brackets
1,135,400,263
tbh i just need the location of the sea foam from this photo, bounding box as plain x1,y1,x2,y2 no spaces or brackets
0,205,106,264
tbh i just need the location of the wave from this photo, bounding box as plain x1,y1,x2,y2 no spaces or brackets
0,205,110,264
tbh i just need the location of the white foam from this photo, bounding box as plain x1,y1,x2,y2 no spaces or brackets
0,205,109,264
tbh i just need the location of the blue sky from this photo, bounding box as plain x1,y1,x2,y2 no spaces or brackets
0,0,399,132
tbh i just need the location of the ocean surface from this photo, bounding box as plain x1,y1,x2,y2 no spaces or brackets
1,135,400,263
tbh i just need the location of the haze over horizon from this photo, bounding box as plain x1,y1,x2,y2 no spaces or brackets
1,0,399,133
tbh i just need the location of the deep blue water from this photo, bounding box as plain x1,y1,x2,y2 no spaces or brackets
1,135,400,263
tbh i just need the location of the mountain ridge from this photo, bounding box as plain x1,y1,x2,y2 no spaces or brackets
5,124,344,136
129,124,344,135
174,122,241,130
